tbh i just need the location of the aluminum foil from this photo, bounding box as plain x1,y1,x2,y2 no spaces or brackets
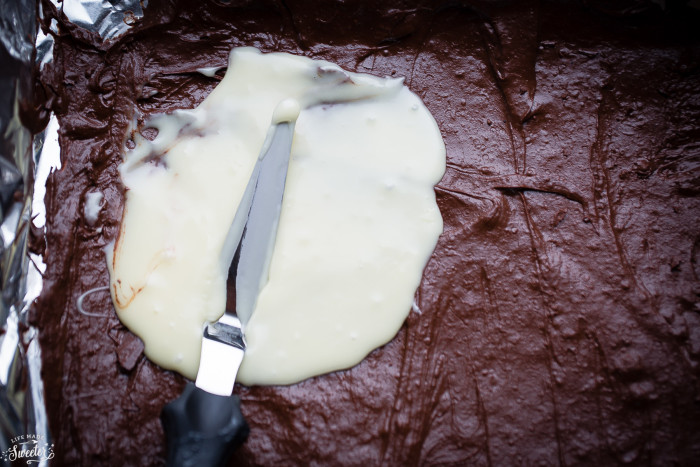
0,0,144,464
0,0,52,462
49,0,145,41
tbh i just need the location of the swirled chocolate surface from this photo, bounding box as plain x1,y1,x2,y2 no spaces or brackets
33,0,700,464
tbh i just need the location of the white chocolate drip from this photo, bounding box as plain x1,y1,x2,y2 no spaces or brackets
83,190,104,226
107,48,445,385
271,98,301,124
196,66,224,77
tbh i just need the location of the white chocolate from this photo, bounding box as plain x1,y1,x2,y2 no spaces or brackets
107,48,445,385
83,190,104,226
271,98,301,124
196,66,224,77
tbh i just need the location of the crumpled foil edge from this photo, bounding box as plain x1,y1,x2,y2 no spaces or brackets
0,0,52,462
0,0,143,464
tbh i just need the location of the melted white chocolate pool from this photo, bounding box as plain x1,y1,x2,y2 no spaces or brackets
107,48,445,385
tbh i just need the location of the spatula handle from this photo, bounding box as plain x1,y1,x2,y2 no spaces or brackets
161,383,249,467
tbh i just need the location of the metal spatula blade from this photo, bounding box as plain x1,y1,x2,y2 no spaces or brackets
162,119,295,467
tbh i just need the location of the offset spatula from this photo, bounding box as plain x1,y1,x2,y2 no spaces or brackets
161,118,296,467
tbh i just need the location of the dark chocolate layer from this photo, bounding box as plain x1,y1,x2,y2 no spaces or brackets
34,0,700,465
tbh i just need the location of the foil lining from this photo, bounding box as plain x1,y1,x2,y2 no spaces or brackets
0,0,51,463
0,0,144,464
50,0,145,41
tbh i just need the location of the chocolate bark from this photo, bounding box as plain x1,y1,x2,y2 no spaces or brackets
34,0,700,464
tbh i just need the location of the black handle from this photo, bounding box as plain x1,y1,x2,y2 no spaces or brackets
161,383,249,467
